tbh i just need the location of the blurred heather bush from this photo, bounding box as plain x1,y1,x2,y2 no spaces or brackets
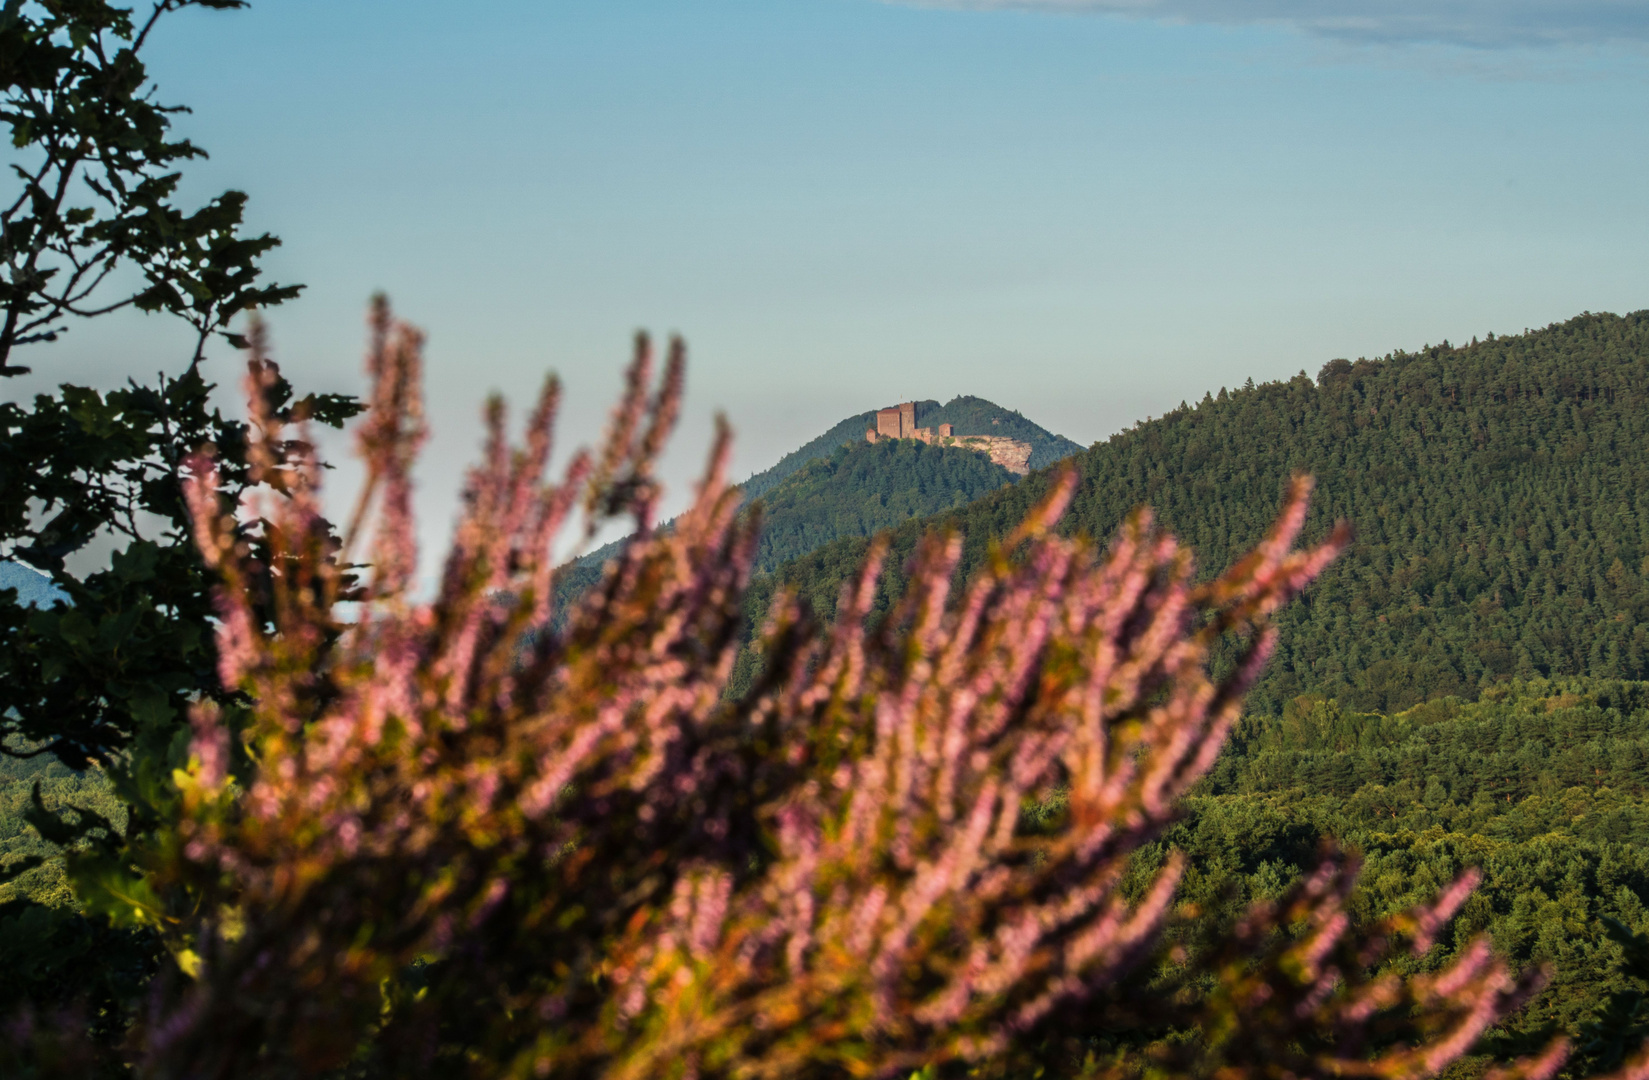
8,303,1625,1080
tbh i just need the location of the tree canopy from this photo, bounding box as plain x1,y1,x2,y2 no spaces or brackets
746,312,1649,716
1150,677,1649,1071
0,2,358,1060
750,437,1014,573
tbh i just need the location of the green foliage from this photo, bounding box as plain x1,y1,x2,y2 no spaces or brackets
1135,678,1649,1066
0,754,145,1059
0,362,359,773
738,405,898,501
0,356,357,1076
0,893,158,1061
1577,916,1649,1074
0,0,290,372
1,754,123,907
750,437,1013,572
749,313,1649,716
0,2,361,1063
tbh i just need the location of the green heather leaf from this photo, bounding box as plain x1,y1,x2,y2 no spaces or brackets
70,855,166,929
125,685,175,731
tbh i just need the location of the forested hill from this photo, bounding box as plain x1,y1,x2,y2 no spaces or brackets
737,396,1080,501
751,438,1014,573
739,407,895,502
564,394,1080,584
1156,676,1649,1055
916,395,1085,470
744,311,1649,716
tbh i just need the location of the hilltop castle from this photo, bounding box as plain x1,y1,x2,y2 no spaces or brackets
865,402,1033,476
871,402,951,441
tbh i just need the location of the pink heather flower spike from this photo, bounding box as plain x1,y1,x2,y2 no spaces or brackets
123,301,1546,1080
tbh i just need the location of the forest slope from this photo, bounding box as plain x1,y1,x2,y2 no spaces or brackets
751,438,1013,573
1148,677,1649,1057
747,312,1649,716
561,394,1081,598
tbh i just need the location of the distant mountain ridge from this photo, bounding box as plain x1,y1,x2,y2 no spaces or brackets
740,311,1649,717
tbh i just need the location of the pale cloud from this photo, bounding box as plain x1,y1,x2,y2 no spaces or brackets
905,1,1649,48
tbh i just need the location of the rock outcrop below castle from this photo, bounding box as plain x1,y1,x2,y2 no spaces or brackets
865,402,1033,476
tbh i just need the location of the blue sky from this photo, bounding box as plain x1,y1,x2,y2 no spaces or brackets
14,0,1649,559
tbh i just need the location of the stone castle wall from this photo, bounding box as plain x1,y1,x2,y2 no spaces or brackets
949,434,1031,476
865,402,1031,476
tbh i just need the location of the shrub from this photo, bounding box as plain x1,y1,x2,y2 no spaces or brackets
12,305,1600,1079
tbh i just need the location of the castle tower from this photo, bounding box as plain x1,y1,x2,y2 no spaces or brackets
899,402,916,437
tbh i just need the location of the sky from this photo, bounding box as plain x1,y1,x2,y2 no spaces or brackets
10,0,1649,570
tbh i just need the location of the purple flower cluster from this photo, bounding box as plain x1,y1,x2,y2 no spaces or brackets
104,303,1618,1080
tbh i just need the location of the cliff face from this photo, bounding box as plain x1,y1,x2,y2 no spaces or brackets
945,434,1032,476
865,426,1032,476
915,397,1086,471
